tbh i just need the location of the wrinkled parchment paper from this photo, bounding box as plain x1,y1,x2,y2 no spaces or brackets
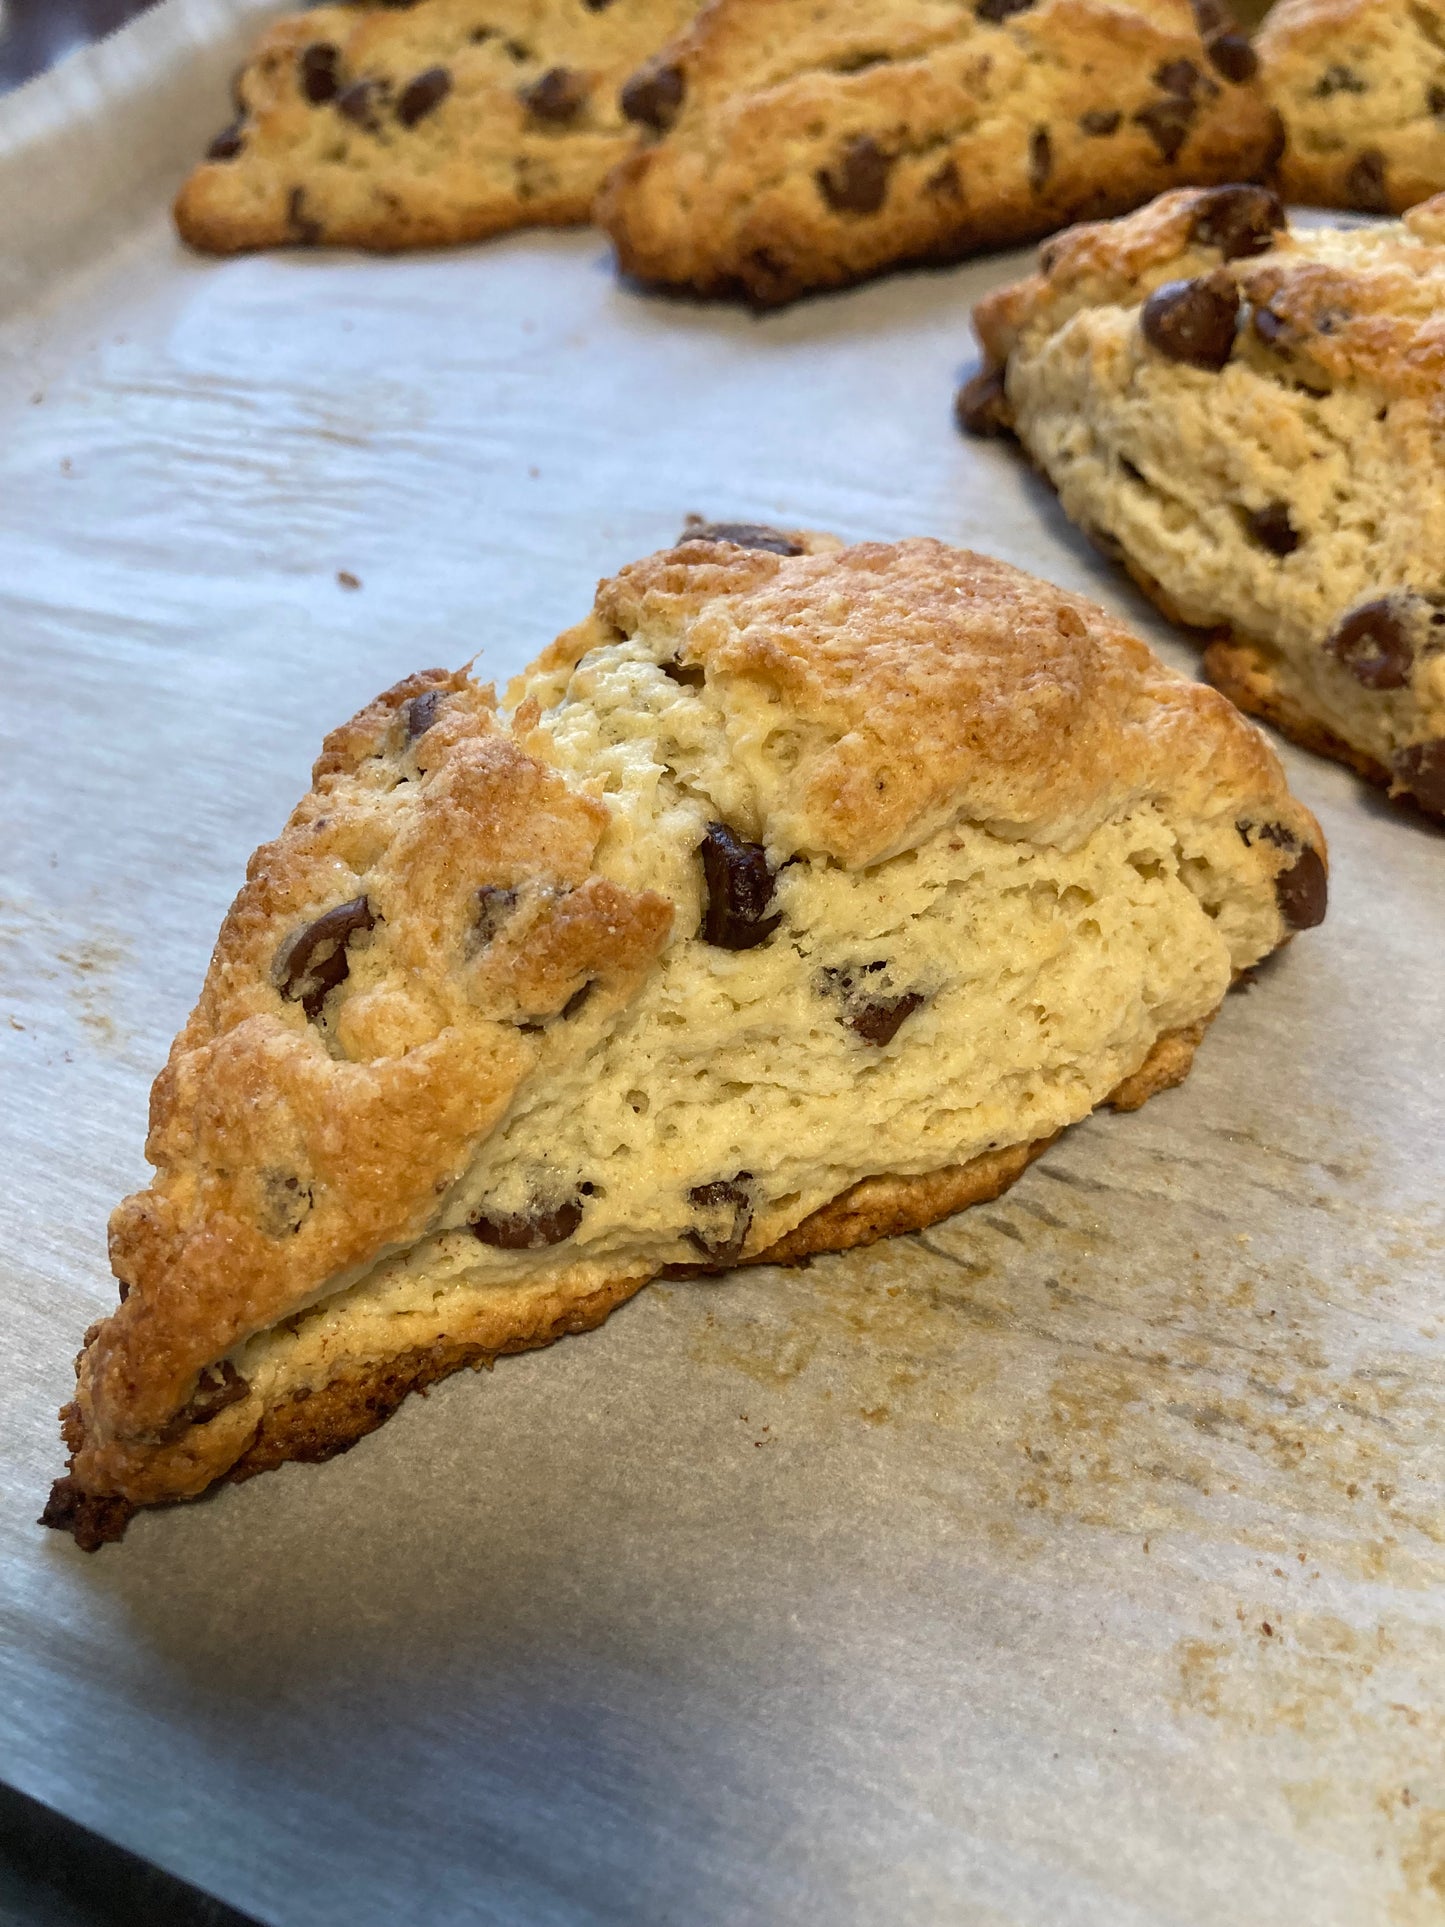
1,8,1443,1923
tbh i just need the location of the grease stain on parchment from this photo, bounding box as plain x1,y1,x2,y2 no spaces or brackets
0,891,132,1048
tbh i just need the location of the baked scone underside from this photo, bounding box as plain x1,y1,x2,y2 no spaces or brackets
970,187,1445,813
49,538,1322,1542
176,0,698,253
1257,0,1445,216
599,0,1278,303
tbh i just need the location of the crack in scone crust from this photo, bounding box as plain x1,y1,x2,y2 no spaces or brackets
47,534,1325,1544
1257,0,1445,216
968,186,1445,816
175,0,701,254
596,0,1279,304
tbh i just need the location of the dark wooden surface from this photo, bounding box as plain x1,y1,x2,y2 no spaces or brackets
0,0,161,91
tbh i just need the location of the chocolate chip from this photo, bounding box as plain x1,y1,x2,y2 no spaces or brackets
176,1360,250,1429
699,823,781,950
954,366,1013,437
562,980,596,1019
1392,741,1445,815
1026,127,1053,194
1155,57,1203,95
681,521,803,555
276,895,376,1019
1314,62,1367,97
976,0,1036,18
620,60,684,132
1245,502,1299,555
846,992,925,1046
1079,108,1121,135
1205,33,1257,82
1190,183,1285,259
337,78,386,129
818,135,893,214
473,885,517,947
397,66,451,127
1237,819,1298,850
1274,848,1327,930
207,121,245,160
1430,84,1445,116
521,65,588,122
1134,95,1198,162
471,1197,585,1249
403,689,445,739
1140,273,1238,369
299,42,340,104
686,1178,752,1264
287,186,322,246
1345,149,1390,214
1326,598,1413,689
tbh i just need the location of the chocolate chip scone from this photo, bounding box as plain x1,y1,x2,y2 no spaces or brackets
175,0,700,253
963,186,1445,817
1256,0,1445,216
45,526,1326,1548
594,0,1279,306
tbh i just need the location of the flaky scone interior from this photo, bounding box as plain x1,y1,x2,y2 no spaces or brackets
46,527,1326,1547
964,184,1445,816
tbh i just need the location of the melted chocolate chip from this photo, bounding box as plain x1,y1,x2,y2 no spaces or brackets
471,1197,585,1249
397,66,451,127
521,65,588,122
1392,741,1445,815
1205,32,1257,82
287,186,322,246
1345,149,1391,214
1313,62,1367,97
177,1360,250,1429
686,1178,752,1264
300,42,340,105
954,366,1013,437
1155,57,1203,96
1326,599,1413,689
1140,273,1238,369
1246,502,1300,555
473,885,518,947
207,122,245,160
682,521,803,554
699,823,781,949
976,0,1036,18
276,895,376,1019
620,60,684,132
1079,108,1121,135
1134,95,1198,162
1189,183,1285,259
1028,127,1052,194
403,688,445,739
336,78,385,129
1274,848,1327,930
847,991,925,1046
818,135,893,214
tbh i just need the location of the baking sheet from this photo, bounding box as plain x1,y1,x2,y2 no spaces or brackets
2,8,1444,1924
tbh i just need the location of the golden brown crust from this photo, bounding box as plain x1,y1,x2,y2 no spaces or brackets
557,535,1321,869
1256,0,1445,216
66,670,673,1504
175,0,698,255
597,0,1279,306
1202,636,1393,785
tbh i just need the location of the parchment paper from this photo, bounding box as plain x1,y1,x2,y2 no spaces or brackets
2,8,1443,1924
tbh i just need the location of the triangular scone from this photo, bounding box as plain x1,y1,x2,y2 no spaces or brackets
175,0,699,254
1256,0,1445,216
46,530,1327,1548
595,0,1281,305
963,185,1445,817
